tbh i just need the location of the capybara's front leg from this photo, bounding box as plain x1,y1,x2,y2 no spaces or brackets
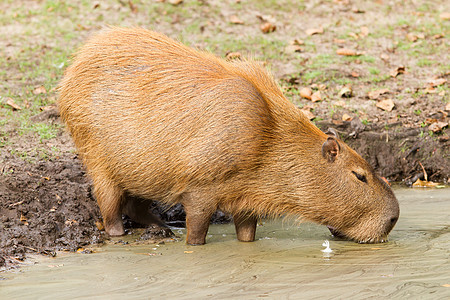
182,193,216,245
233,213,257,242
93,175,125,236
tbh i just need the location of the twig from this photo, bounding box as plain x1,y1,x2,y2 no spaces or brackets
8,200,24,207
418,161,428,181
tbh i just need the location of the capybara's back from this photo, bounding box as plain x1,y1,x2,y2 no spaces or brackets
59,27,399,245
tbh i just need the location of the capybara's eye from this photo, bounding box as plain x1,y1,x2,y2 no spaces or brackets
352,171,367,183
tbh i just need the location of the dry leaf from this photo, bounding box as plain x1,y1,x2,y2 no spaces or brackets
432,34,444,39
428,121,448,133
390,66,406,78
95,220,105,231
445,102,450,111
225,52,241,60
342,113,352,121
351,71,360,78
412,179,439,188
336,48,361,56
229,15,244,25
352,7,365,13
128,0,138,13
285,44,303,53
311,91,322,102
290,39,304,46
380,53,389,61
334,100,346,107
33,86,47,95
184,251,194,254
6,97,22,110
427,78,447,87
368,88,389,100
333,38,346,44
442,284,450,288
360,26,369,37
260,22,276,34
406,33,418,42
440,12,450,20
299,87,312,100
376,99,395,112
338,86,353,98
300,109,315,120
305,27,323,36
169,0,183,5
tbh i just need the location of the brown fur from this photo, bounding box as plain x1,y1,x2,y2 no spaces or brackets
58,27,399,245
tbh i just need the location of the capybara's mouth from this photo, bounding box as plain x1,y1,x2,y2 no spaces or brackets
327,226,389,244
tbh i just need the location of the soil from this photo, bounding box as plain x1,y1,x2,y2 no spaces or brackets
1,0,448,270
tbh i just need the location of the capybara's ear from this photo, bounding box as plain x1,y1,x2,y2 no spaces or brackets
322,137,340,163
325,128,339,139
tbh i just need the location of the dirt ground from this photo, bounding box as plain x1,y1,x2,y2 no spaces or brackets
0,0,449,270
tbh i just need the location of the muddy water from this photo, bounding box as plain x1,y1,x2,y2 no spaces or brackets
1,188,449,298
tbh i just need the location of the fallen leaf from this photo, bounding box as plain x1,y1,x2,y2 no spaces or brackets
360,26,369,37
20,214,27,223
168,0,183,5
333,38,346,44
352,7,365,13
342,113,352,121
428,121,448,133
299,87,312,100
424,87,438,94
255,13,276,24
442,284,450,287
184,250,194,254
290,39,304,46
445,102,450,111
260,22,276,33
336,48,361,56
225,52,241,60
33,86,47,95
128,0,138,13
427,78,447,87
440,12,450,20
351,71,360,78
376,99,395,112
285,44,303,54
311,91,322,102
95,220,105,231
334,100,346,107
432,34,444,39
380,53,389,61
406,33,418,42
6,97,22,110
305,27,323,36
338,86,353,98
390,66,406,78
229,15,244,25
368,88,389,100
93,2,100,9
412,179,439,188
300,109,315,120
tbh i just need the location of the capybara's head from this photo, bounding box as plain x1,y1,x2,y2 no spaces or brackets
299,129,399,243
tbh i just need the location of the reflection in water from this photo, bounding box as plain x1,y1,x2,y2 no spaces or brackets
1,188,449,298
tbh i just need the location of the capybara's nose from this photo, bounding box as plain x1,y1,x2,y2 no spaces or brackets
384,216,398,234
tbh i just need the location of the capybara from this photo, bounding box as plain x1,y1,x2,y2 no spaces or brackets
58,27,399,245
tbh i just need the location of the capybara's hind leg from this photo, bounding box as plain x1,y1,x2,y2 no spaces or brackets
123,195,166,227
233,213,257,242
93,176,125,236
